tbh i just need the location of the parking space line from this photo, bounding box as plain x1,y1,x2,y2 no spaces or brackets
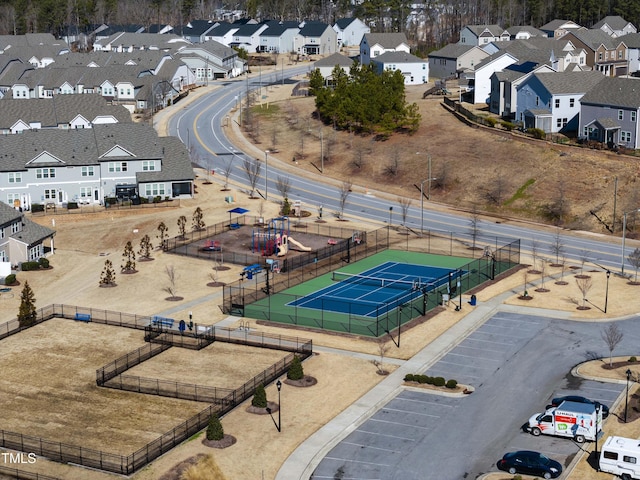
381,407,441,418
395,397,455,408
356,429,417,441
464,336,521,346
342,441,405,453
369,418,431,430
436,357,497,368
446,351,504,362
324,456,392,467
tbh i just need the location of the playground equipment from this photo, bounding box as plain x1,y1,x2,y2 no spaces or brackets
200,240,221,252
252,217,290,256
288,236,311,251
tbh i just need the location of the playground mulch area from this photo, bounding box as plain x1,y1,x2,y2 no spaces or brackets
126,340,287,389
0,318,209,454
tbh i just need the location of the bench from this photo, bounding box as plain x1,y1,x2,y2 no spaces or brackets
151,315,174,329
74,313,91,322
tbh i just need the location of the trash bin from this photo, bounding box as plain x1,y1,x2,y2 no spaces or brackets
469,294,477,306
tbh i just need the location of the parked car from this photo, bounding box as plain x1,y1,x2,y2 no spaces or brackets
547,395,609,418
497,451,562,479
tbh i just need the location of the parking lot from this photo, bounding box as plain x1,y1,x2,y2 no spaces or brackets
311,311,628,480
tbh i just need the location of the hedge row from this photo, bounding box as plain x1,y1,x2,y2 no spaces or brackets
21,257,50,271
404,374,458,389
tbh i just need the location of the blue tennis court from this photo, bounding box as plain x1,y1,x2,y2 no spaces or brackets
287,261,463,317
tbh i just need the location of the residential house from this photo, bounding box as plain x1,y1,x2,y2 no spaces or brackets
333,18,369,48
539,19,582,38
295,21,338,56
93,33,190,53
0,94,132,134
176,40,243,79
371,51,428,85
489,63,557,118
0,201,55,265
592,16,637,38
229,23,269,53
515,70,605,133
91,24,145,43
0,123,194,210
619,33,640,74
258,21,299,53
360,32,410,65
469,51,518,104
579,76,640,148
459,25,510,46
313,53,354,80
506,26,546,40
177,20,219,43
562,28,628,76
428,43,488,80
203,22,242,46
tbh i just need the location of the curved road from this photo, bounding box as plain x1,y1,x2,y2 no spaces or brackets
167,69,637,274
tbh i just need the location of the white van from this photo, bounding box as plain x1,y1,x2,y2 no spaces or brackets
600,436,640,480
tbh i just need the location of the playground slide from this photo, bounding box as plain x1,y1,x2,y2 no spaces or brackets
288,236,312,252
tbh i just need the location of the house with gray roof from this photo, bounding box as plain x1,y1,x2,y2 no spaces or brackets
506,26,546,40
592,16,637,38
489,63,556,118
428,43,488,80
0,123,194,211
333,18,369,48
360,32,409,65
93,33,191,53
295,21,337,56
258,21,299,53
579,76,640,148
179,20,219,43
539,19,582,38
562,28,628,76
313,53,354,80
459,25,509,46
176,40,243,79
619,33,640,74
230,23,269,53
516,71,605,133
0,200,55,267
202,22,242,46
371,51,428,85
0,94,131,133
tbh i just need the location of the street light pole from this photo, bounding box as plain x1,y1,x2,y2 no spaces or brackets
420,179,426,236
613,176,618,233
264,150,269,200
626,369,632,423
266,379,282,432
388,207,393,245
320,128,324,173
621,209,640,275
604,270,610,313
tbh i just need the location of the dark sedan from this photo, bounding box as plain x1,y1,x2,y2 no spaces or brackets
497,451,562,479
547,395,610,418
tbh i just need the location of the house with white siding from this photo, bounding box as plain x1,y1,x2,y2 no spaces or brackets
360,32,410,65
371,51,428,85
333,18,369,48
459,25,509,46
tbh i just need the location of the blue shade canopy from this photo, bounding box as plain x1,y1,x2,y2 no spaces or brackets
228,207,249,214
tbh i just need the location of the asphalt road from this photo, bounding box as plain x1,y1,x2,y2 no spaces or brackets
167,71,638,275
310,311,630,480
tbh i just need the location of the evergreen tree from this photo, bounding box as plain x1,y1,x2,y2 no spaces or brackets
100,259,116,286
192,206,205,231
17,281,37,328
251,383,267,408
177,215,187,238
121,241,136,272
138,234,153,259
287,355,304,380
156,221,169,247
206,413,225,441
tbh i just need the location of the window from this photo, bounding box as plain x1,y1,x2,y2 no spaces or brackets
44,189,56,200
142,161,156,171
144,183,165,196
8,172,22,183
422,64,426,70
0,228,4,239
603,451,618,460
80,187,92,198
570,98,575,108
0,250,5,262
28,245,42,261
599,52,603,61
619,50,624,59
621,131,632,142
81,166,95,176
108,162,128,172
11,222,19,234
7,193,20,207
36,168,55,179
624,456,637,464
556,118,568,128
619,110,624,121
632,111,637,122
555,99,560,108
535,96,539,106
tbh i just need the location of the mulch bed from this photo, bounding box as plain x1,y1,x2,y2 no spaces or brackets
575,274,591,279
207,282,226,287
202,434,237,449
99,283,117,288
138,257,155,262
534,288,550,293
246,401,279,415
555,280,569,285
159,454,208,480
576,306,591,310
121,269,138,274
284,375,317,387
165,296,184,301
518,295,533,300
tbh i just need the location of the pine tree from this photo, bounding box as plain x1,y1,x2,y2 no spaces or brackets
251,383,267,408
100,259,116,286
138,234,153,259
206,413,224,441
121,241,136,272
287,355,304,380
17,281,37,328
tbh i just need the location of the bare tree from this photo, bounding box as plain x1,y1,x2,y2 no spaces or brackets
222,160,233,191
350,137,370,170
177,215,187,238
242,157,262,198
338,181,352,220
468,205,481,253
575,276,593,309
578,249,590,277
542,181,570,225
601,324,624,367
482,172,508,205
384,150,400,176
163,265,179,300
628,247,640,282
372,340,390,375
556,254,569,285
529,238,540,273
276,175,292,200
434,161,450,193
549,229,565,266
397,197,412,226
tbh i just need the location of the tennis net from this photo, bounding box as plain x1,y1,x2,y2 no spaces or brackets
331,271,421,290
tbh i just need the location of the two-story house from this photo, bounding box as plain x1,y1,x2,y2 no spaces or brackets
539,19,582,38
0,201,55,266
360,32,410,65
428,43,488,80
592,16,637,38
295,21,338,56
562,28,628,76
459,25,510,46
371,51,428,85
179,20,219,43
176,40,243,79
579,76,640,148
258,21,300,53
333,18,369,48
516,71,605,133
619,32,640,74
230,23,269,53
313,53,354,80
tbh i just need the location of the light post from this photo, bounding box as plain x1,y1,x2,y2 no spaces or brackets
264,150,269,200
266,379,282,432
416,152,435,236
388,207,393,244
613,176,618,233
605,270,611,313
621,209,640,275
625,369,632,423
320,128,324,173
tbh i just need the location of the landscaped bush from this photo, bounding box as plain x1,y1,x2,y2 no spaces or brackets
67,201,78,209
500,121,515,131
630,356,637,363
446,379,458,389
404,374,416,382
21,261,40,271
287,355,304,380
38,257,49,269
206,414,224,441
251,383,267,408
433,376,446,387
105,197,118,206
528,127,546,140
425,376,435,385
282,198,292,216
4,274,16,285
485,117,497,128
31,203,44,213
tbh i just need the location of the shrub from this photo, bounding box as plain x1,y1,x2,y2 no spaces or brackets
4,274,16,285
528,127,546,140
630,356,637,363
251,383,267,408
31,204,44,213
433,376,446,387
67,202,78,209
282,198,292,216
417,375,429,384
140,196,149,204
38,257,49,269
105,197,118,205
153,196,162,203
485,117,497,128
206,414,224,441
21,261,40,271
287,355,304,380
426,376,435,385
404,373,415,382
500,121,515,131
446,379,458,389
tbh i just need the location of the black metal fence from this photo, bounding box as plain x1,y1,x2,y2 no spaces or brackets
0,466,62,480
0,305,313,476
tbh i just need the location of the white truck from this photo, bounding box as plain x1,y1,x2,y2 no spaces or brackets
526,400,602,443
600,436,640,480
